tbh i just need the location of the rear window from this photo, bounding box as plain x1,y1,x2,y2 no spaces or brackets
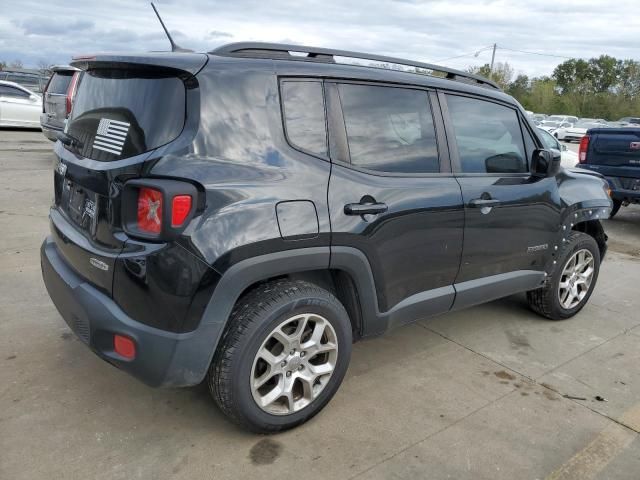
66,68,186,161
47,72,74,94
338,84,439,174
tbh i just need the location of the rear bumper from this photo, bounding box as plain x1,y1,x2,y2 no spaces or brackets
39,116,62,142
605,176,640,203
40,236,221,387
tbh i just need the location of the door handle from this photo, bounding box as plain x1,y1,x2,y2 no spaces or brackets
344,202,388,216
469,198,501,208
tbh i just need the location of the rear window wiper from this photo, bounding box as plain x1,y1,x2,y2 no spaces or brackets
56,132,84,154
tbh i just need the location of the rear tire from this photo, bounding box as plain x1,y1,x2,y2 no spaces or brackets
208,279,352,433
527,231,600,320
609,200,622,219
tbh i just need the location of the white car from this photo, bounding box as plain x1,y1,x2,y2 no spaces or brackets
538,120,572,136
537,127,578,168
556,121,607,142
0,81,42,128
547,115,579,125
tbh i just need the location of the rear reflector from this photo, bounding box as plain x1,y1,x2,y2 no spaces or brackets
578,135,590,164
171,195,192,227
137,187,163,234
114,334,136,359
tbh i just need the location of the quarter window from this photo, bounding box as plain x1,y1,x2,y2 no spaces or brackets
338,84,439,174
446,95,527,174
281,80,327,157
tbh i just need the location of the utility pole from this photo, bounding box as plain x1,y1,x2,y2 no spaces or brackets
490,43,497,73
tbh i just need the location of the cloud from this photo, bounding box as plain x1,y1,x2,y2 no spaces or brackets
209,30,233,39
0,0,637,78
12,16,94,36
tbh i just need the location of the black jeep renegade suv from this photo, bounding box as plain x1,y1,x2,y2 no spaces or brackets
41,43,612,432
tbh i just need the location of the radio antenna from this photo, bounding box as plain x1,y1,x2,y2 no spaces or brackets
151,2,193,52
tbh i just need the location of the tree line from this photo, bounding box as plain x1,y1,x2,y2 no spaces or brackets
468,55,640,120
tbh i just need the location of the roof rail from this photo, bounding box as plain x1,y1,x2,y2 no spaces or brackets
210,42,500,90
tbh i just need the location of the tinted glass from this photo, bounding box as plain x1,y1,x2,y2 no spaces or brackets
47,72,74,94
67,68,186,161
0,85,29,98
538,128,559,150
338,84,439,173
447,95,527,173
281,81,327,157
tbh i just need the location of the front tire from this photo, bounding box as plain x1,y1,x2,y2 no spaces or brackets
208,279,352,433
527,231,600,320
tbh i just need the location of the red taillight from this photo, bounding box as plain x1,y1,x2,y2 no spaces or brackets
171,195,192,227
65,72,80,117
114,334,136,359
137,187,163,233
578,135,590,164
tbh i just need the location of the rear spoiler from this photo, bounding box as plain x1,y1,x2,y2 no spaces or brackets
70,52,208,76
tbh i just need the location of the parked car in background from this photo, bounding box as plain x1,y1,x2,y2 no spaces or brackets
0,69,49,93
557,121,608,142
539,120,572,136
531,113,547,122
40,66,81,141
577,127,640,218
537,127,578,168
579,118,608,124
617,117,640,126
547,115,578,125
0,80,42,128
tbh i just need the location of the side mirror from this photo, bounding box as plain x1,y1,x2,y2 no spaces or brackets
531,149,561,177
561,144,567,151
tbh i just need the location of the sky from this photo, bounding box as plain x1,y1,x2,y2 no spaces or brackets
0,0,638,78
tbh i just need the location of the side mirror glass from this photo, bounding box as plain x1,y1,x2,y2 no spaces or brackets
531,149,561,177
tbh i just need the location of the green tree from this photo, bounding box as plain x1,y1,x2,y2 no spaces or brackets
507,74,530,100
588,55,619,92
467,62,514,89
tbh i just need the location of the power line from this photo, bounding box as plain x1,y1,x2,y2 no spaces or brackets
432,44,577,66
430,45,494,63
497,46,575,60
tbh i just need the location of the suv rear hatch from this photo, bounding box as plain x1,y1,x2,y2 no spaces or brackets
51,53,207,295
43,68,78,129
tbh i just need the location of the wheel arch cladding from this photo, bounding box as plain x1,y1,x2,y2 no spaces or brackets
572,219,607,260
176,247,373,385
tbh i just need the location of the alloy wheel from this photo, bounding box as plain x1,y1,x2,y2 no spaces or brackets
558,248,595,310
250,313,338,415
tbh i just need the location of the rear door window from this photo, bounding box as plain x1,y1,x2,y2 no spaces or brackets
281,80,327,157
338,84,439,174
446,95,527,174
66,68,186,161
